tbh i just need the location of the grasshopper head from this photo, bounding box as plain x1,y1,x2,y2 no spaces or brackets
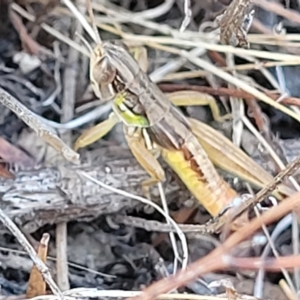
90,44,117,100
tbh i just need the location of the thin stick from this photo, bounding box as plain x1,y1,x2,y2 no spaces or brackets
113,215,212,234
0,88,79,164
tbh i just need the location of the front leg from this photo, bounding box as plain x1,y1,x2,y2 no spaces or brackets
124,125,165,198
74,113,119,151
166,90,232,122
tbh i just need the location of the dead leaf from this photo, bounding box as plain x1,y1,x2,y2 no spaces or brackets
26,233,50,299
0,136,35,168
0,161,14,179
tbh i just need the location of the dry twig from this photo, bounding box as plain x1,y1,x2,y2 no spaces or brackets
0,88,79,164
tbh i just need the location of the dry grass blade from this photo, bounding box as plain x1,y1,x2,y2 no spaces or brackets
0,136,35,168
0,88,80,164
253,0,300,26
49,3,300,62
11,3,89,57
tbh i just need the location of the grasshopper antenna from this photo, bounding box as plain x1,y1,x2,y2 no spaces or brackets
75,31,93,54
62,0,96,42
85,0,102,45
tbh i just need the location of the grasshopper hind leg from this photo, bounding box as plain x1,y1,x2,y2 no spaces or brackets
120,42,148,73
124,126,165,200
129,46,148,73
166,90,232,122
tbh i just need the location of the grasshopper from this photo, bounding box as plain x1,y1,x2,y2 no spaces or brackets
75,41,238,218
74,2,295,224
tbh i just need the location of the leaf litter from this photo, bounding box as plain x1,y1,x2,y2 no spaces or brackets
1,0,300,300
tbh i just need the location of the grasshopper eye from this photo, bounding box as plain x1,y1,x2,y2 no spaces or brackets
91,56,116,85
